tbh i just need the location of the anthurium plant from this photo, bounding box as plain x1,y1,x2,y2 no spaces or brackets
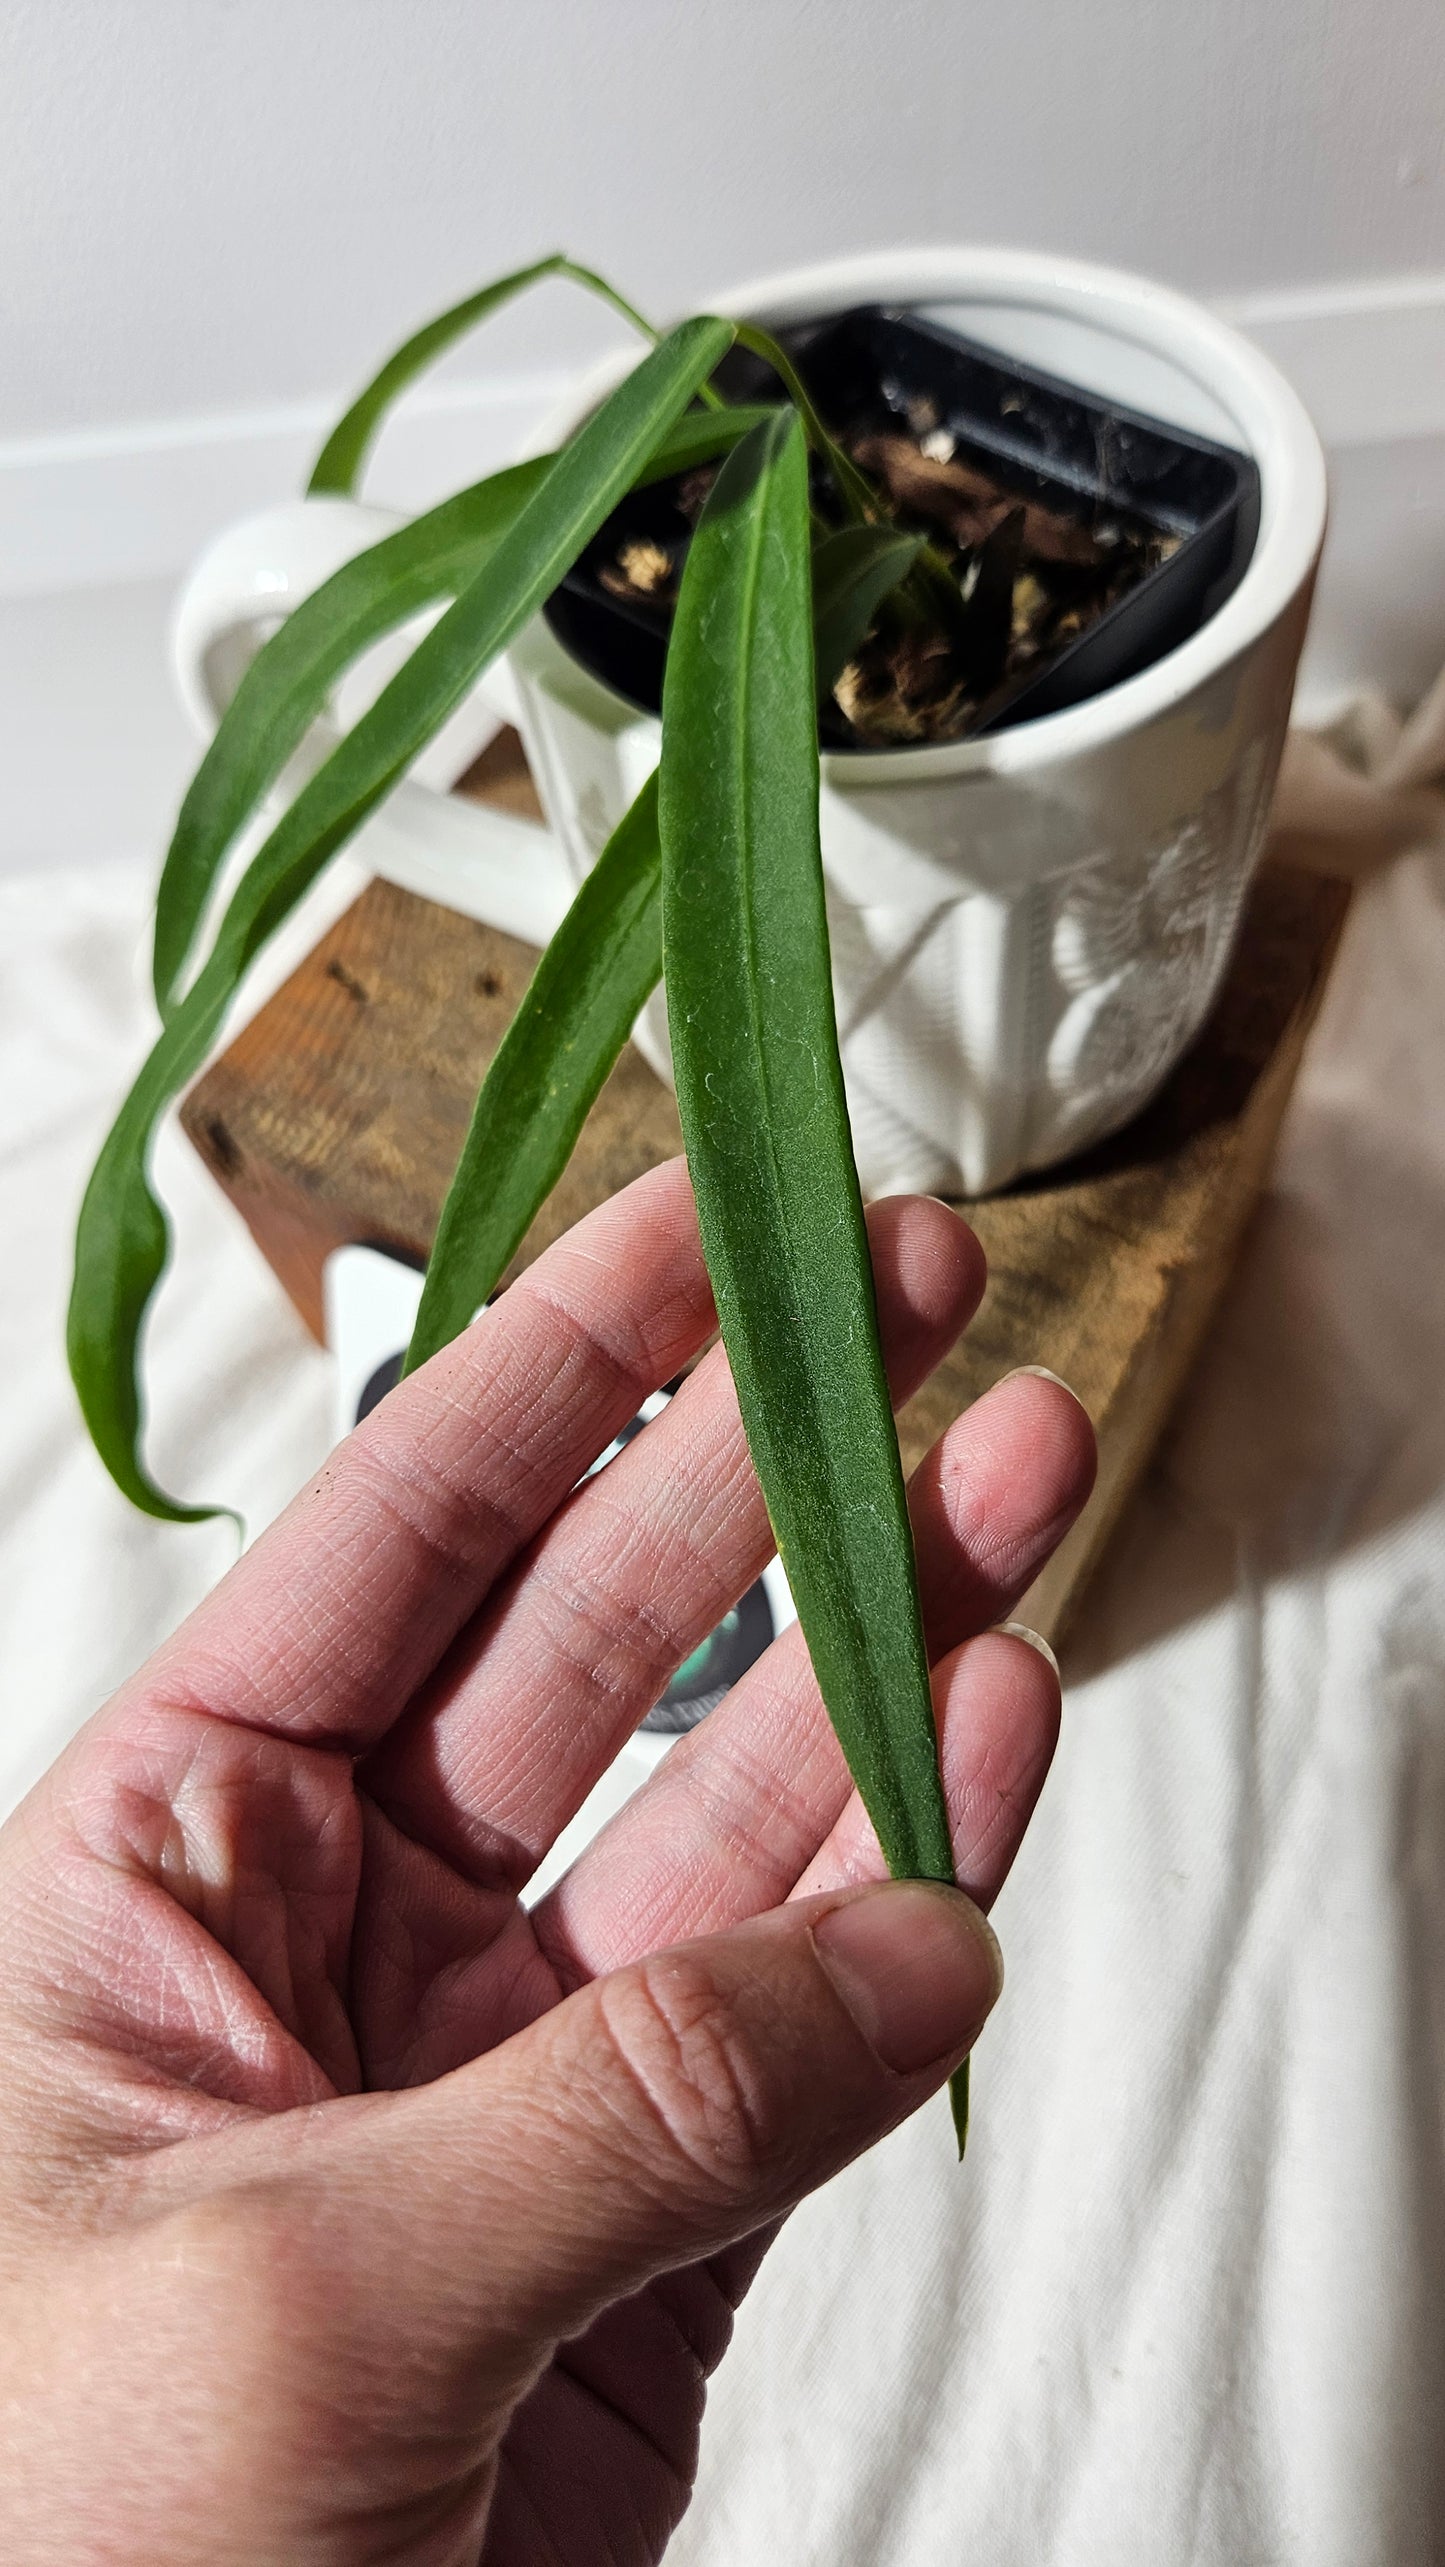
69,258,1023,2146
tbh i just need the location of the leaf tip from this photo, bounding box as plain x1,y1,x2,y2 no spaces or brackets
949,2060,971,2160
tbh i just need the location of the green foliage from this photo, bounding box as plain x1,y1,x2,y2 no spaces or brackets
71,312,732,1519
403,774,663,1374
658,414,951,1885
152,403,779,1019
307,254,665,496
153,457,555,1014
71,263,974,2134
810,525,926,692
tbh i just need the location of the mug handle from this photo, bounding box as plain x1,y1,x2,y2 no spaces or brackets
169,496,577,949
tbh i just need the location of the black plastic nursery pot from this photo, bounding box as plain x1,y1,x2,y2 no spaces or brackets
543,303,1260,749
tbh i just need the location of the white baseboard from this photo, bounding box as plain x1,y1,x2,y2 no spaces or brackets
1218,272,1445,717
1219,272,1445,451
3,273,1444,871
6,273,1445,599
0,374,570,598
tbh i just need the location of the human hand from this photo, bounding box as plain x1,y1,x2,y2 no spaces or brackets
0,1162,1093,2564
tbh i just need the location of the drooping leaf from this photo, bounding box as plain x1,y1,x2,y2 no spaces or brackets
307,254,666,497
71,316,733,1521
658,411,953,1882
404,774,662,1375
659,409,966,2143
155,399,777,1019
399,503,924,1383
68,977,247,1525
154,456,554,1014
733,322,880,528
810,524,926,694
633,402,780,488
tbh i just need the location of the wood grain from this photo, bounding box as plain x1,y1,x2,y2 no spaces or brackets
181,730,1349,1645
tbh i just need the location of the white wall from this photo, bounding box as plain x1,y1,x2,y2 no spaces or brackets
2,0,1444,870
5,0,1444,437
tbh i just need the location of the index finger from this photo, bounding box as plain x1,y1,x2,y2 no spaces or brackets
114,1160,718,1753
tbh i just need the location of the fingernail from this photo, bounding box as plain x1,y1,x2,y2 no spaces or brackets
813,1882,1002,2076
997,1620,1061,1681
1004,1363,1081,1400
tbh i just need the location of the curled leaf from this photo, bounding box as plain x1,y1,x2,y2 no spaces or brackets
71,318,732,1519
404,776,662,1375
308,254,663,497
154,457,554,1013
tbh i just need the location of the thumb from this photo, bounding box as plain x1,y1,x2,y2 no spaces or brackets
355,1879,1001,2381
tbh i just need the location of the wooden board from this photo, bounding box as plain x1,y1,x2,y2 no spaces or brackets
182,736,1349,1648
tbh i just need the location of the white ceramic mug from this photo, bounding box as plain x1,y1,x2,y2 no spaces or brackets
173,248,1327,1195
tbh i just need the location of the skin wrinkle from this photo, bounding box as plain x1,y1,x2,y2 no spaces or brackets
945,1663,1055,1876
141,1160,722,1755
44,1867,339,2120
935,1383,1085,1563
66,1723,361,2084
515,1270,700,1413
265,1444,525,1712
552,2334,698,2492
491,2447,575,2567
570,2279,716,2450
798,1633,1062,1907
380,1590,734,1878
534,1707,817,1981
458,1427,755,1712
537,1395,1086,1989
471,1549,738,1840
0,1164,1099,2561
538,1710,843,1998
368,1197,979,1879
492,2375,686,2562
520,1513,733,1720
646,2259,740,2376
592,1958,779,2204
349,1802,560,2089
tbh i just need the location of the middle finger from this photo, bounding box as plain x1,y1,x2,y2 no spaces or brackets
533,1366,1095,1984
360,1194,985,1879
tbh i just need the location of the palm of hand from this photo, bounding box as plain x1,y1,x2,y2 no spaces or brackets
0,1166,1091,2565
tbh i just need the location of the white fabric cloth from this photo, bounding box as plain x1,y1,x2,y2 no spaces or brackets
0,853,364,1817
3,695,1445,2558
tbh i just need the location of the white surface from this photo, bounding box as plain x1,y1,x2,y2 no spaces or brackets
674,835,1445,2567
0,860,329,1816
168,250,1322,1196
3,0,1444,847
0,582,199,879
4,795,1445,2557
5,278,1444,605
0,380,565,600
461,251,1322,1193
4,0,1443,446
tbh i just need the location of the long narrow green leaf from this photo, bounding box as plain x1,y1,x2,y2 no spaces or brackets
154,456,553,1014
155,401,776,1018
633,402,780,488
658,411,951,1875
307,254,665,496
658,410,966,2143
811,525,925,694
399,500,921,1383
403,774,662,1375
733,322,878,528
71,317,733,1521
